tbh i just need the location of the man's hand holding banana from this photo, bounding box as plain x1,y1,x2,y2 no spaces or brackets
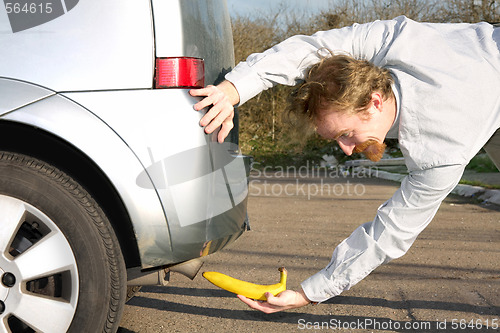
237,289,312,313
203,267,312,313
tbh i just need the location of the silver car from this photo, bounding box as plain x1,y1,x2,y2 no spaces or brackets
0,0,250,332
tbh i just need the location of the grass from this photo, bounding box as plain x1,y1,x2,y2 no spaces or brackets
465,154,499,173
458,180,500,190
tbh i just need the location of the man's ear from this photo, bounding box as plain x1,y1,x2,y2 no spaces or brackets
362,92,382,119
371,92,383,112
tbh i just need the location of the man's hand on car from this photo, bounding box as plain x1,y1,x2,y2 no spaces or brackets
190,80,240,143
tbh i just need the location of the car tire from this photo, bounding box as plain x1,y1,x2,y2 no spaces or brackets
0,151,126,333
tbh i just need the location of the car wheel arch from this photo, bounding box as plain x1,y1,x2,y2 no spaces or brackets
0,119,142,269
0,92,176,269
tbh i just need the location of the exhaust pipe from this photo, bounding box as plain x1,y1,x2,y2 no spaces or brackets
168,258,204,280
127,258,204,286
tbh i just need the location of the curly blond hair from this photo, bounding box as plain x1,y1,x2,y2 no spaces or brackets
286,52,394,134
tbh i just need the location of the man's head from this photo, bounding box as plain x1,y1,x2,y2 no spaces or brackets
288,53,396,162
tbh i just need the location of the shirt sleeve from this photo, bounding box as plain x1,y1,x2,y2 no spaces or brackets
225,17,406,106
225,23,369,105
300,164,466,303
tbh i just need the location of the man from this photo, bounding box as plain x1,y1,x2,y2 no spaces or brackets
190,16,500,313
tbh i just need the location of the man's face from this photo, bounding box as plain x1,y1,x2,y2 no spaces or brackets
314,100,394,162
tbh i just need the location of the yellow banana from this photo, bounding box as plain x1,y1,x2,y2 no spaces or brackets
203,267,287,301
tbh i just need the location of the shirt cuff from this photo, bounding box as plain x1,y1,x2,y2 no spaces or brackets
225,62,269,106
300,269,344,303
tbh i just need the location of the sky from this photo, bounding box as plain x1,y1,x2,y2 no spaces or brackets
226,0,334,18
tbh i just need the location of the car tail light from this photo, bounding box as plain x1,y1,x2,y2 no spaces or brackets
155,57,205,89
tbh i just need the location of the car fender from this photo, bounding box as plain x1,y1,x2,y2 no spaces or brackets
0,82,173,268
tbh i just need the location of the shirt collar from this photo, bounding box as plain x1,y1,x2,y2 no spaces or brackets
385,82,401,139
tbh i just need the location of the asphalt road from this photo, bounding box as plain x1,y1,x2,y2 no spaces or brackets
118,171,500,332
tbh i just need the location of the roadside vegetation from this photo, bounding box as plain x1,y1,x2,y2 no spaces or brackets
466,153,499,173
230,0,500,171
